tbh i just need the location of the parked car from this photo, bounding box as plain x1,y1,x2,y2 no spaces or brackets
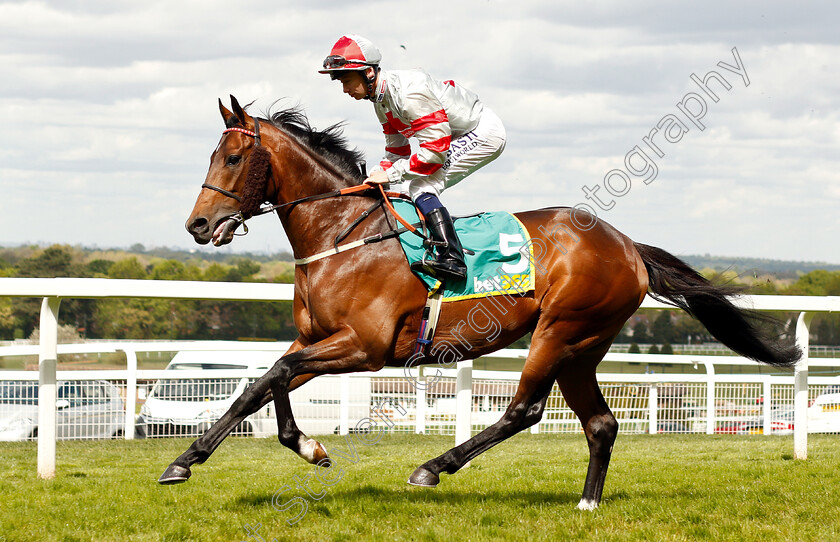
656,421,691,433
807,393,840,433
714,423,740,434
733,417,795,435
136,350,371,438
0,380,124,441
715,408,795,435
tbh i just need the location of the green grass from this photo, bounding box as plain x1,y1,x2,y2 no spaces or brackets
1,434,839,541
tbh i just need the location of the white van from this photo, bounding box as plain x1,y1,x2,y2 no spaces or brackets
137,350,371,438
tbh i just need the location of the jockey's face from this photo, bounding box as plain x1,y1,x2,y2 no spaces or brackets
336,71,370,100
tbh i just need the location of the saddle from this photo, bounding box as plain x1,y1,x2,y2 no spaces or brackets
389,198,536,302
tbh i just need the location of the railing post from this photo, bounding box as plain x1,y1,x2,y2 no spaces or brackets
794,312,813,460
120,349,138,440
455,359,473,455
38,296,61,480
762,378,772,435
415,367,426,435
339,374,350,436
648,383,658,434
705,361,716,435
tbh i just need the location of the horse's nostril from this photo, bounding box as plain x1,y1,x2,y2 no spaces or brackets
188,217,209,234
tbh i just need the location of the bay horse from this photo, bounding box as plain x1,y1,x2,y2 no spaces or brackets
163,96,799,510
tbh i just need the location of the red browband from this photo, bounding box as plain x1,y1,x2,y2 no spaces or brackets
222,127,258,137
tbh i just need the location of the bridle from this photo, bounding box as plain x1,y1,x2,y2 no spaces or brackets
201,118,375,230
201,119,263,204
199,117,423,252
198,118,266,236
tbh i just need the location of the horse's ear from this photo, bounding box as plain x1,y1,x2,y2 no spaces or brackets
230,95,250,125
219,98,238,127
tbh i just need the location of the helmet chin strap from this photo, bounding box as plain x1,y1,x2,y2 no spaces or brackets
364,67,381,101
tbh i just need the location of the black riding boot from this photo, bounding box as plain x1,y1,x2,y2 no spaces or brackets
410,207,468,281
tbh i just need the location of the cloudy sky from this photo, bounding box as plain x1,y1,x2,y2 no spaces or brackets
2,0,838,263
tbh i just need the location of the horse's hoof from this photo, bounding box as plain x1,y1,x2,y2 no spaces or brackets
407,466,440,487
158,464,191,485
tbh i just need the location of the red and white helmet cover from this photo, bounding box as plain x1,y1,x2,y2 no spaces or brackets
318,34,382,75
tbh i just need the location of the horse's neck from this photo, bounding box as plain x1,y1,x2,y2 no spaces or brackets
271,145,383,259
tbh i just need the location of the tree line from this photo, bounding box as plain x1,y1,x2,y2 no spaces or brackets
0,245,297,341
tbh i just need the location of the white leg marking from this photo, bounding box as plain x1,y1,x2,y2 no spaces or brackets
577,498,599,511
297,437,322,463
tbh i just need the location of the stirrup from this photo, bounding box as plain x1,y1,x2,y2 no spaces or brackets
410,257,437,275
410,256,467,281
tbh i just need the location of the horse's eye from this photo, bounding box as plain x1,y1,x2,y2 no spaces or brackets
226,155,242,166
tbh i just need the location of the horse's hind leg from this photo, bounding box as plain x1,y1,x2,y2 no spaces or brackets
556,363,618,511
408,338,560,487
409,374,553,487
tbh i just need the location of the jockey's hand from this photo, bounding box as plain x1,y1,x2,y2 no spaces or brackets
363,170,390,185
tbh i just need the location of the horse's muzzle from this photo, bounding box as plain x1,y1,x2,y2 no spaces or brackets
186,216,212,245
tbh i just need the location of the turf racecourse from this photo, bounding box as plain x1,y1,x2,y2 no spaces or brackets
1,434,839,541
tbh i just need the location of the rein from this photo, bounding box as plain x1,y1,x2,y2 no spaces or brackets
204,118,383,217
201,119,425,260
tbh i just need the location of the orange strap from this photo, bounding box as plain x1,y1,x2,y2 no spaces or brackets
375,184,419,233
338,182,420,234
339,183,376,196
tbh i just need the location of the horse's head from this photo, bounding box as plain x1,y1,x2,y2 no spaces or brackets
187,96,369,248
186,96,272,246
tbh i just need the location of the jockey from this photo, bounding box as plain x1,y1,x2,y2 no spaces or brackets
319,34,506,281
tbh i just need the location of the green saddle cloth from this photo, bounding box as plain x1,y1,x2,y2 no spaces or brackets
391,199,536,301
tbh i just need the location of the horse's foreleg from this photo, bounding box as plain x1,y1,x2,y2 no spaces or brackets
158,342,311,484
269,376,330,466
158,373,276,484
557,369,618,511
267,328,371,466
408,369,554,487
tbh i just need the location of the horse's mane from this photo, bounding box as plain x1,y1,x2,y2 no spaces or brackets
263,106,366,182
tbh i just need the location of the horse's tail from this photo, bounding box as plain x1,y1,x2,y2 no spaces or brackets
633,242,801,368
